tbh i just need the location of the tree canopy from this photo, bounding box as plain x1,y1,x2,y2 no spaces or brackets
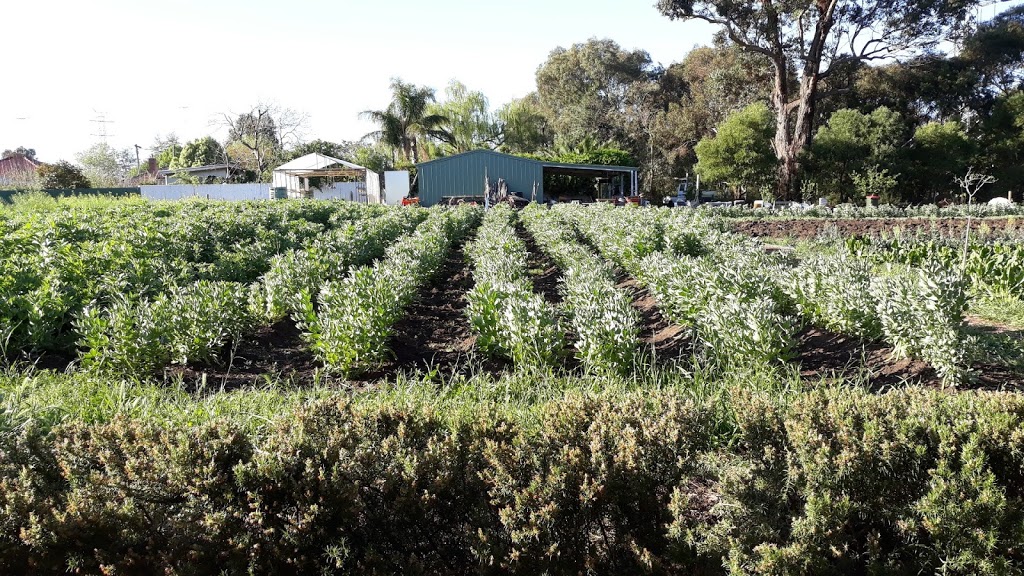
361,79,447,165
657,0,984,198
75,143,133,188
37,161,90,189
2,147,36,161
694,103,776,196
175,137,225,168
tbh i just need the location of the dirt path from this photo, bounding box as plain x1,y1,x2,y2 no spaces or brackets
615,276,691,362
793,323,1024,392
517,223,563,305
165,317,321,391
359,242,510,380
792,326,936,390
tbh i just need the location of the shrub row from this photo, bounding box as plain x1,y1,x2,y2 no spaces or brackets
2,387,1023,574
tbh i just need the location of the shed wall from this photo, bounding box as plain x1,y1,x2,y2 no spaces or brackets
418,151,543,206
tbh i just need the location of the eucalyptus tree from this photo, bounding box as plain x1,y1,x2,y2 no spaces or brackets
361,79,448,164
535,38,659,147
657,0,984,199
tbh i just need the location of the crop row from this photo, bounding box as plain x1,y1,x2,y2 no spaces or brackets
465,205,564,367
696,200,1024,220
296,206,481,376
844,234,1024,298
1,200,389,359
519,204,639,373
77,209,427,375
567,205,976,385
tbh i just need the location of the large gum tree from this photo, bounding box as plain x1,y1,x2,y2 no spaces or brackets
657,0,982,199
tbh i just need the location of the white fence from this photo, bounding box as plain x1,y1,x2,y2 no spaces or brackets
141,184,270,201
140,182,383,203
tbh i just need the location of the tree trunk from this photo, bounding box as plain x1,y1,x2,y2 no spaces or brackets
767,2,834,201
774,79,818,201
770,58,795,201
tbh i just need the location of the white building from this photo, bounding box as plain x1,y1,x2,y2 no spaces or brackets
271,153,380,203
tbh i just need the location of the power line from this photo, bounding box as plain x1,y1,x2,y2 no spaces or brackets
90,111,115,142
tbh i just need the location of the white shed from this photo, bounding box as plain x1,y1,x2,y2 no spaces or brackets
271,153,381,203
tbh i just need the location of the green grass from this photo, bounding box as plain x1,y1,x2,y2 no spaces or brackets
971,288,1024,329
0,355,804,440
966,289,1024,375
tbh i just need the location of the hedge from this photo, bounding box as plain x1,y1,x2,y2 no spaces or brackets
2,387,1023,574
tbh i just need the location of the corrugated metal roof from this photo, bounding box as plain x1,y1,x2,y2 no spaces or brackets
540,161,637,171
274,153,367,172
0,155,39,177
417,149,542,167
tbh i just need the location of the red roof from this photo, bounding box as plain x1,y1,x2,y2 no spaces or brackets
0,154,39,178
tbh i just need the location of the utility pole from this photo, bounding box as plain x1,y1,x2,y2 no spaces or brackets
134,144,142,170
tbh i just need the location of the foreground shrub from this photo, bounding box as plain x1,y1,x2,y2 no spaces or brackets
2,387,1023,574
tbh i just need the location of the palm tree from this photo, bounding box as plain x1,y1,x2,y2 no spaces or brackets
361,79,448,164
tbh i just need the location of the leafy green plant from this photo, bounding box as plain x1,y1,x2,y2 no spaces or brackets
465,205,565,368
520,204,639,373
299,206,481,375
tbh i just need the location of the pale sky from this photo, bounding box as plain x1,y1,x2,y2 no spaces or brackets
2,0,719,162
1,0,1015,163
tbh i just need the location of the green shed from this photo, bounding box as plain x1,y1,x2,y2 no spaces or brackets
416,150,543,206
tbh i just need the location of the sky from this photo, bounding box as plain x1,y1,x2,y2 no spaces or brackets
1,0,720,163
1,0,1016,163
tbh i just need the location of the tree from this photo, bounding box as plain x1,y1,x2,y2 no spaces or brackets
37,161,90,189
496,93,551,154
2,147,36,160
75,143,133,187
535,38,658,147
667,41,774,146
429,80,500,155
361,78,447,164
694,103,776,197
906,121,975,202
285,140,358,162
151,134,182,169
221,103,307,179
175,136,225,168
961,6,1024,98
351,142,394,174
806,107,909,202
657,0,981,199
977,91,1024,199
